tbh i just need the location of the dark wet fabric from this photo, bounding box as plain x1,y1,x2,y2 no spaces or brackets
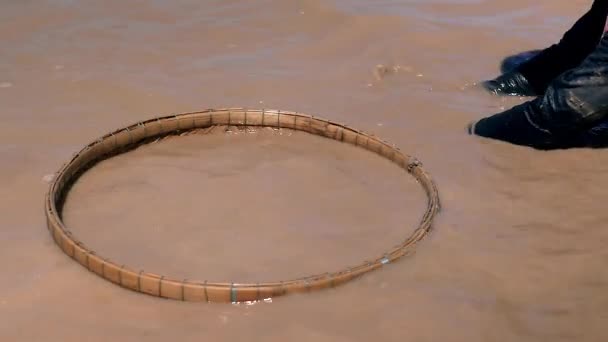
500,50,541,74
517,0,608,94
534,35,608,135
469,102,557,149
483,0,608,97
471,34,608,150
468,102,600,150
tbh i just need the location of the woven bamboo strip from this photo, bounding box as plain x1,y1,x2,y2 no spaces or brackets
45,108,440,303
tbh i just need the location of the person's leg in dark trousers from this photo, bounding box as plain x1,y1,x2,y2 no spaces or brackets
469,35,608,150
483,0,608,96
500,50,541,74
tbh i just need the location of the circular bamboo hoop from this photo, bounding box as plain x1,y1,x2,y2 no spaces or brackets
45,108,440,303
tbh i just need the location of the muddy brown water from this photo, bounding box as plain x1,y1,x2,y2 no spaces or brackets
63,126,427,283
2,0,608,341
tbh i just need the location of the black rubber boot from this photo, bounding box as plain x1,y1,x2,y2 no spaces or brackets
468,101,557,149
481,70,537,96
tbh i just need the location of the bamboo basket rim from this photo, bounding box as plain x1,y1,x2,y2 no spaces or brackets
45,108,440,303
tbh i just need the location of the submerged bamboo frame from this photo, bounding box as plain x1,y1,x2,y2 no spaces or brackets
45,108,440,303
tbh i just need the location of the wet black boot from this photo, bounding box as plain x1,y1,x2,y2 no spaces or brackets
468,101,557,149
481,70,536,96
